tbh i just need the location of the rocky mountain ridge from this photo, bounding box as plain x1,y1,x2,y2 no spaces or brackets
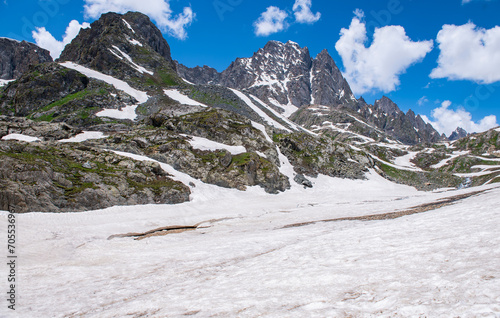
177,40,442,145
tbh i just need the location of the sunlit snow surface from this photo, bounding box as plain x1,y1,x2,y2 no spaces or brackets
1,133,40,142
58,131,107,143
183,134,246,155
0,79,15,87
1,149,499,317
164,89,207,107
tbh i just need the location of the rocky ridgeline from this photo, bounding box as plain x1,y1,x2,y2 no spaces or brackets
0,38,52,80
178,40,356,109
178,41,442,145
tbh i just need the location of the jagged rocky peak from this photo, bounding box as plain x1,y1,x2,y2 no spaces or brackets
311,48,356,107
374,96,402,116
0,38,52,80
219,40,313,107
449,127,468,141
177,40,356,110
175,62,220,85
59,11,180,88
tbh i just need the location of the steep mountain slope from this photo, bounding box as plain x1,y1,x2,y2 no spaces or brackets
59,11,182,92
178,41,357,110
0,37,52,81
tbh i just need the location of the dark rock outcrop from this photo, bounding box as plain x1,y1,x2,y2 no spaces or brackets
0,38,52,80
0,140,190,213
176,62,220,85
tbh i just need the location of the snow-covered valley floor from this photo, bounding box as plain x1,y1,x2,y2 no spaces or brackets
1,170,500,317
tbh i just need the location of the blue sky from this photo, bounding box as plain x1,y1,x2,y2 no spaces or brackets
1,0,499,135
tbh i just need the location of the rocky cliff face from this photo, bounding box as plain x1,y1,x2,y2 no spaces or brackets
355,96,443,145
0,38,52,80
176,62,220,85
178,41,357,109
59,11,181,91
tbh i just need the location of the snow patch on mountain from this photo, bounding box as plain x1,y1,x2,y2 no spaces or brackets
230,89,290,132
0,79,15,87
1,133,40,142
59,131,107,143
164,89,207,107
269,98,299,118
109,45,153,75
60,62,149,103
182,135,247,155
122,19,135,33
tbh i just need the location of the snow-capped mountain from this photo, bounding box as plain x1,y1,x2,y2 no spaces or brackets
178,40,357,109
58,11,181,91
178,40,441,144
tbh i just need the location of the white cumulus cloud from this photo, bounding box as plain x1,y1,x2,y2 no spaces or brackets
430,22,500,84
422,100,498,136
293,0,321,24
254,6,289,37
335,10,433,95
33,20,91,59
83,0,194,40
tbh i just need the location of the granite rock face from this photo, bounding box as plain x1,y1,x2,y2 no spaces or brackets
0,38,52,80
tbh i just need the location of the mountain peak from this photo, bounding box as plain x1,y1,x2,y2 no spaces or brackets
374,96,401,115
58,11,179,89
0,38,52,80
449,127,468,141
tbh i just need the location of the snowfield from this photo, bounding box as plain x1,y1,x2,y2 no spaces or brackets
59,131,107,143
1,133,40,142
164,89,207,107
1,152,499,317
182,134,247,155
0,79,15,87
